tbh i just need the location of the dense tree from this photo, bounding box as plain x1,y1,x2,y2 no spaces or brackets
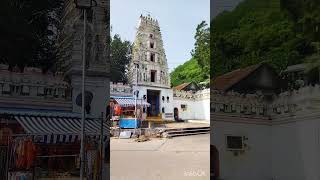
170,21,210,87
110,34,132,83
281,0,320,72
192,21,210,78
281,0,320,42
170,58,208,87
0,0,62,72
211,0,316,78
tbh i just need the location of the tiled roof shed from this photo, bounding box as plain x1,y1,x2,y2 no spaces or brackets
173,82,192,91
173,82,199,91
212,63,281,93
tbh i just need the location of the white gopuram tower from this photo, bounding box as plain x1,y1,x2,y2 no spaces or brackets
128,15,173,120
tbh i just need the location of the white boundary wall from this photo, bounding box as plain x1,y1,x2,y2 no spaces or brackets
212,85,320,180
173,89,210,122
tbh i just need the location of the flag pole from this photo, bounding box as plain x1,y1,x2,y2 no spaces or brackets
80,8,87,180
134,63,138,135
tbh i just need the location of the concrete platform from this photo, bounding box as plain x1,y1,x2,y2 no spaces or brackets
143,120,209,129
163,122,210,129
110,134,210,180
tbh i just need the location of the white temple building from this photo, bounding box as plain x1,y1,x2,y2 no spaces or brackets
111,15,210,122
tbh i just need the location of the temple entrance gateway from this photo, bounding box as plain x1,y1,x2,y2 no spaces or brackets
147,90,160,117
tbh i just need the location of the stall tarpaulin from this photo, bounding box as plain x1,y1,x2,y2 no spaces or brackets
12,114,108,143
111,96,150,107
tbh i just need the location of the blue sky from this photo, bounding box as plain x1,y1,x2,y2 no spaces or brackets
111,0,210,72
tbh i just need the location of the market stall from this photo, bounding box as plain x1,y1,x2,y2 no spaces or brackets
1,113,108,180
110,96,150,129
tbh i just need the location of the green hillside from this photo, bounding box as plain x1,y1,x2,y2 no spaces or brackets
170,58,208,87
211,0,319,78
172,0,320,85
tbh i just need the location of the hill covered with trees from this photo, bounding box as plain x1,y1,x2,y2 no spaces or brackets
170,58,208,87
211,0,320,78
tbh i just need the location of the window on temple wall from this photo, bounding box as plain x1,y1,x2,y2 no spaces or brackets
14,85,20,94
150,42,154,48
2,84,11,94
181,104,187,111
151,70,156,82
53,88,59,97
150,53,155,62
149,34,154,38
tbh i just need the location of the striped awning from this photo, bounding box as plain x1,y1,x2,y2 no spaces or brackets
14,115,108,144
111,96,150,107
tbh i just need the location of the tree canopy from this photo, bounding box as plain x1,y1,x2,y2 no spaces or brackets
192,21,210,78
110,34,132,83
211,0,317,78
170,21,210,87
170,58,208,87
281,0,320,71
0,0,62,72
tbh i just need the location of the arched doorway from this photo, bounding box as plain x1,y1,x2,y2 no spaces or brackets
174,107,179,121
211,145,220,179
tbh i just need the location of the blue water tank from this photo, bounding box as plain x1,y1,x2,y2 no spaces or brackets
119,118,141,128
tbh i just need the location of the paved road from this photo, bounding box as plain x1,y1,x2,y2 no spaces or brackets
110,134,210,180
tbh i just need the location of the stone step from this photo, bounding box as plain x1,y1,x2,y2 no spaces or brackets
163,127,210,138
164,127,210,133
164,128,210,134
167,131,210,137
